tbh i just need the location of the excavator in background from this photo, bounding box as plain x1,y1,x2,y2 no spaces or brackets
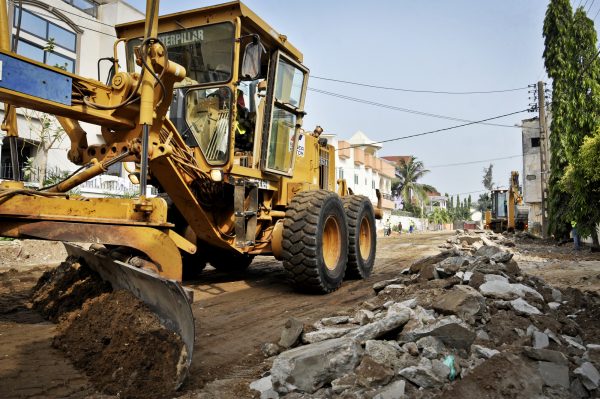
485,171,529,233
0,0,381,387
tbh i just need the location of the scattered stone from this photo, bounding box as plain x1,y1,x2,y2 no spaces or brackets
355,356,394,388
584,345,600,369
331,373,357,394
249,376,278,399
398,298,418,309
563,335,587,351
365,340,402,370
536,361,570,388
570,378,590,399
433,285,485,321
479,279,542,301
320,316,350,326
456,235,482,245
381,284,406,295
476,329,490,341
279,318,304,348
551,288,562,302
355,309,375,326
523,347,568,365
399,364,445,389
373,379,406,399
416,336,446,359
472,344,499,359
532,331,550,349
548,302,561,310
403,342,419,357
474,245,503,258
574,362,600,390
399,316,475,350
261,342,281,357
484,274,508,283
302,326,357,344
491,251,513,263
270,337,364,394
409,252,452,273
418,264,439,281
431,358,452,381
545,329,562,345
504,259,521,275
463,271,473,282
437,256,470,274
372,278,404,293
346,308,411,343
510,297,542,316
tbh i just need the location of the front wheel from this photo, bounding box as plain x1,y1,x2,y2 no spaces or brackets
282,190,348,294
342,195,376,279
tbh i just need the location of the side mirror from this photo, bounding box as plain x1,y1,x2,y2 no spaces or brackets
241,35,265,80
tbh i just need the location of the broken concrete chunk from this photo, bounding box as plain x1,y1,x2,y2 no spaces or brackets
438,256,470,274
563,335,587,351
330,373,357,394
403,342,419,357
523,347,568,365
399,362,446,389
532,331,550,349
416,336,446,359
302,326,357,344
510,297,542,316
355,309,375,326
373,379,406,399
544,329,562,345
548,302,561,310
574,362,600,391
536,361,570,388
418,264,439,281
457,235,482,245
584,345,600,369
479,279,542,301
472,344,499,359
354,355,394,388
491,250,513,263
261,342,281,357
551,288,562,302
346,308,411,343
474,245,503,258
320,316,350,326
409,251,452,273
399,316,475,350
570,377,589,399
476,329,490,341
372,278,404,293
279,318,304,348
270,337,364,394
484,274,508,283
249,376,279,399
365,340,403,370
433,285,485,321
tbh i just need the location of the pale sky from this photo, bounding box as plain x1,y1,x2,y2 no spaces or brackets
127,0,564,198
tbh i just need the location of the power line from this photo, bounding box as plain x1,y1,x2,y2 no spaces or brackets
429,154,522,169
25,7,116,38
310,75,529,95
308,87,520,128
588,0,596,12
335,108,530,151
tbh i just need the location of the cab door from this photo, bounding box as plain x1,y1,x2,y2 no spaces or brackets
260,50,309,176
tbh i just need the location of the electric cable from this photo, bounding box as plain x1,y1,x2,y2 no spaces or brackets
335,109,529,151
309,88,520,128
428,154,522,168
310,75,529,95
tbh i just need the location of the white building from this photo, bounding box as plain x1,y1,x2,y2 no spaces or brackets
322,131,396,223
0,0,143,189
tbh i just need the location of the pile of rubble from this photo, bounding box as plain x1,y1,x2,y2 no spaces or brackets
251,230,600,398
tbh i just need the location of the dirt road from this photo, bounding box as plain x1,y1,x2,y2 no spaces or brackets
0,232,449,398
4,231,598,398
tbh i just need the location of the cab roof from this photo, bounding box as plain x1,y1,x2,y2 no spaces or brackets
115,1,303,63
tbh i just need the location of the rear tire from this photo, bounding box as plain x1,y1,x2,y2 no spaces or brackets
342,195,376,279
182,252,207,280
282,190,348,293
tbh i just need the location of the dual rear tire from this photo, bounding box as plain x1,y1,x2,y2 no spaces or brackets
282,191,376,294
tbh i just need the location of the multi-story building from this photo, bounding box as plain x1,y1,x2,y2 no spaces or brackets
0,0,143,187
322,130,396,222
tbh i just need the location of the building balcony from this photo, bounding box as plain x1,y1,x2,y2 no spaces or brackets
338,141,352,159
365,153,374,169
354,148,365,165
380,161,396,178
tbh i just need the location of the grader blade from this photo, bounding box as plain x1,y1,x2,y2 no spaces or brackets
64,243,195,388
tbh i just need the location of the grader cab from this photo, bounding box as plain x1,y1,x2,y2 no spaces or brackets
0,0,379,385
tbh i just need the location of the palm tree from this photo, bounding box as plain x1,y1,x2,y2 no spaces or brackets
392,157,437,209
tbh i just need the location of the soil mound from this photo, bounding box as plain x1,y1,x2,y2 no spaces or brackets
31,257,110,321
53,289,186,399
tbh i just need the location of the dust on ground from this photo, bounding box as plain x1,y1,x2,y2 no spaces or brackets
516,238,600,293
3,231,598,398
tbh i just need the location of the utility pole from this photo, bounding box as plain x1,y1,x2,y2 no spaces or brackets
537,81,549,239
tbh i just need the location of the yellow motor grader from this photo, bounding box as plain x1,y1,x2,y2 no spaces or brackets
0,0,380,385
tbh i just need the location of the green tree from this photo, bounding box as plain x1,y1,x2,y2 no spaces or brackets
543,2,600,242
395,157,436,209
